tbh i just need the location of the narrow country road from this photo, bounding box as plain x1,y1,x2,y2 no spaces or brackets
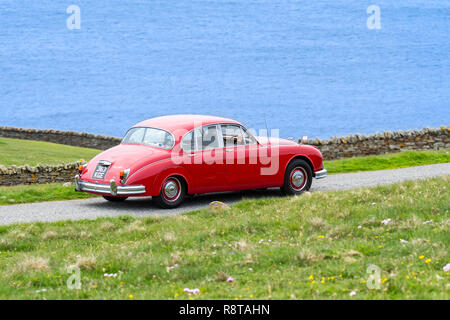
0,163,449,226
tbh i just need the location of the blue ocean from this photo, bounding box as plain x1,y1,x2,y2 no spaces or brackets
0,0,449,139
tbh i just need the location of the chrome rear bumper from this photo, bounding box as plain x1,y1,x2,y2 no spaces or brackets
75,175,145,196
314,168,327,179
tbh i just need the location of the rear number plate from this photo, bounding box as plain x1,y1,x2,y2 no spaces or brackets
92,164,109,180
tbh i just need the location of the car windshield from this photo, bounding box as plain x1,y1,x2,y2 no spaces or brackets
122,127,174,149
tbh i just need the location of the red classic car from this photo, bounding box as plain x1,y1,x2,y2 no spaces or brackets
75,115,327,208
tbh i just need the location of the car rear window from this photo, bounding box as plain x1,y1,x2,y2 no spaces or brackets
122,127,174,149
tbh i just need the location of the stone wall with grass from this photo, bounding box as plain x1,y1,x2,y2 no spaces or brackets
0,126,121,150
0,126,448,186
0,162,84,186
302,126,449,160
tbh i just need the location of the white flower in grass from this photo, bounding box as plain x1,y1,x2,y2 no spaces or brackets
443,263,450,272
423,220,432,225
349,291,356,297
357,225,362,229
381,218,391,225
184,288,200,295
400,239,408,243
226,277,234,283
104,273,117,278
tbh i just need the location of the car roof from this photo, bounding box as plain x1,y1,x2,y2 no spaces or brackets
133,114,241,133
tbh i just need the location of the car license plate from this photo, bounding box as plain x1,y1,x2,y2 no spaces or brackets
92,164,110,180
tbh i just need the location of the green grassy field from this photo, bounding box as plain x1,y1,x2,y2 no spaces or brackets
325,149,450,174
0,176,448,299
0,137,101,167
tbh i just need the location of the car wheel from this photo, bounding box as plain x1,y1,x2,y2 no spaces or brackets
153,176,186,208
281,159,312,195
103,196,128,202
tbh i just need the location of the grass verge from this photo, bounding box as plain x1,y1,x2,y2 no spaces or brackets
0,137,101,167
325,149,449,174
0,176,448,299
0,183,96,206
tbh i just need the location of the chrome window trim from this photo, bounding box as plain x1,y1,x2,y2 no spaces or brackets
180,123,224,153
219,123,259,148
240,125,259,146
180,122,260,154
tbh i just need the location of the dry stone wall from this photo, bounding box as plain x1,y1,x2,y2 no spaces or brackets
0,126,121,150
0,125,448,186
0,162,85,186
302,126,449,160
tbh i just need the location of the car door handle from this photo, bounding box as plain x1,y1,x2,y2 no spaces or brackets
226,149,234,152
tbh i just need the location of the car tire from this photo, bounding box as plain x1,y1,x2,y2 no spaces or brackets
153,176,186,208
281,159,312,195
103,196,128,202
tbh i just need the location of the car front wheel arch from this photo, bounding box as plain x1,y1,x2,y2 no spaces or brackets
281,158,313,195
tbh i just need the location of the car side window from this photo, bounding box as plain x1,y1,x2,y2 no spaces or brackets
221,124,245,147
181,131,194,153
201,125,220,150
241,127,257,145
181,128,202,153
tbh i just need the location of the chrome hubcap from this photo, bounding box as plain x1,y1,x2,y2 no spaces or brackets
164,180,179,199
291,170,305,188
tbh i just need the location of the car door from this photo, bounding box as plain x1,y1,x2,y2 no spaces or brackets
221,124,265,189
179,124,226,193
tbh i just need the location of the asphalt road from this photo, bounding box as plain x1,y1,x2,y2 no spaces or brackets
0,163,449,225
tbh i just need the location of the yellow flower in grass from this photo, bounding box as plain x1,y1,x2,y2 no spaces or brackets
425,259,432,264
308,275,314,280
418,255,425,260
128,294,134,299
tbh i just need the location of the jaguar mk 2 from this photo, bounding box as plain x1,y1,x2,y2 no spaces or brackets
75,115,326,208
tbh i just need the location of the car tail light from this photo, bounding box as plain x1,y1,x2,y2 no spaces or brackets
120,169,130,184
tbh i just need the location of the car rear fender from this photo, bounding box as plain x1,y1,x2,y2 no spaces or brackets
152,167,192,196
